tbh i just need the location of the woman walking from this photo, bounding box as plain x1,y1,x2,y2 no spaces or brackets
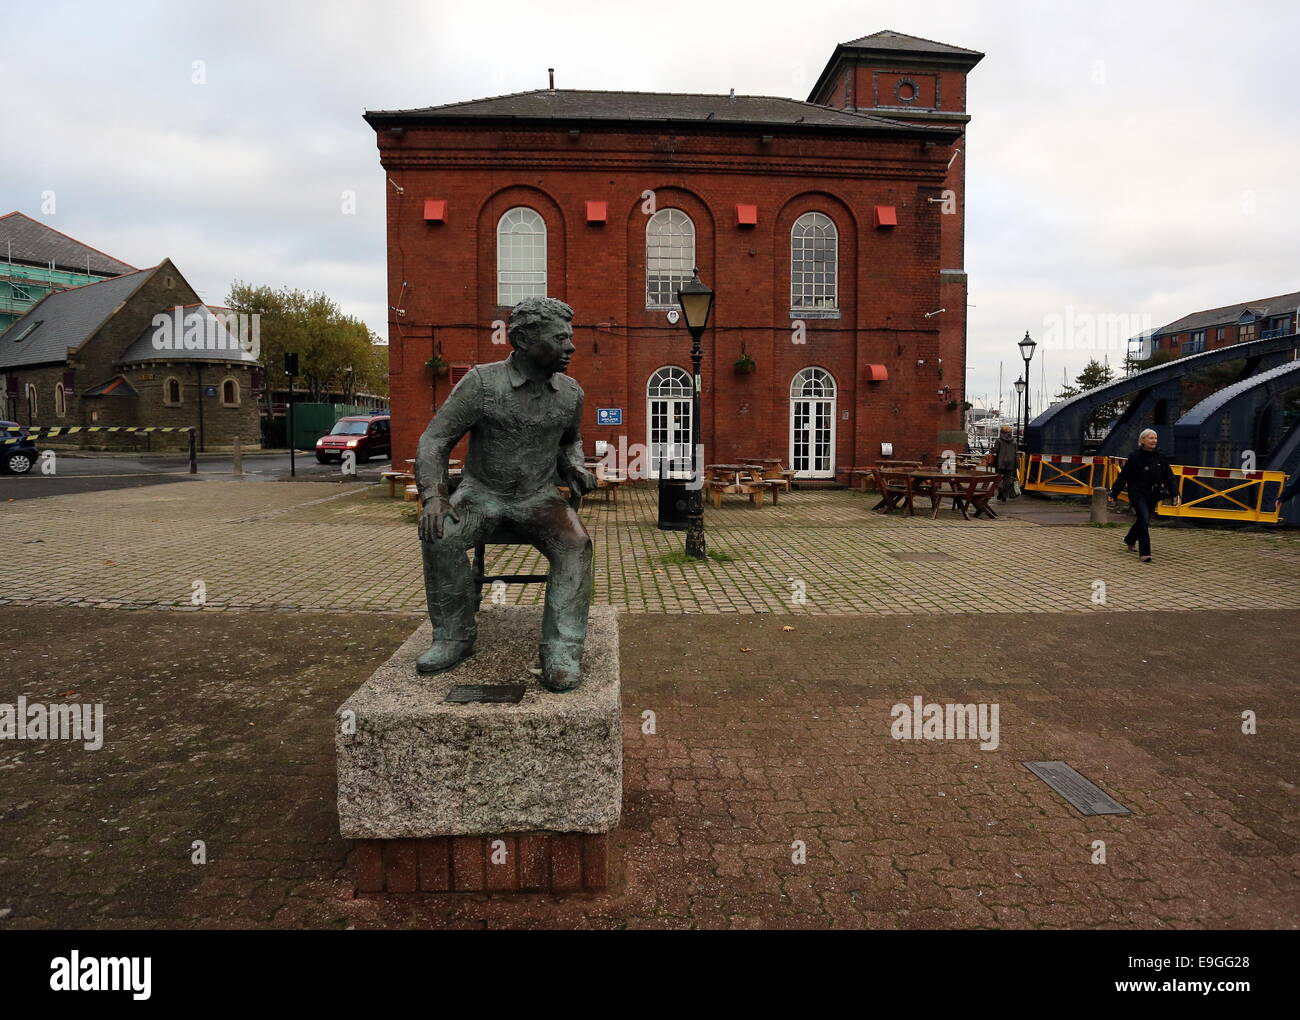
1108,428,1179,562
987,424,1020,502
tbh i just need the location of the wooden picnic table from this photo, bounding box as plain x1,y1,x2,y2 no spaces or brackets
925,472,1000,520
873,468,999,519
704,464,767,507
706,463,760,482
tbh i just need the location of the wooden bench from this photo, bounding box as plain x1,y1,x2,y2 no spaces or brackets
871,468,913,514
592,468,626,504
926,473,1001,520
707,480,763,508
757,478,785,504
382,470,416,498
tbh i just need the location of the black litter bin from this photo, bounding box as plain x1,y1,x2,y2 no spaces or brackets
657,458,690,531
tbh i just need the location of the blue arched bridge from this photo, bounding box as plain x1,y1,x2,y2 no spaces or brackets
1022,332,1300,524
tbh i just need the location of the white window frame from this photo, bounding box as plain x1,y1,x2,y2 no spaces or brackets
791,212,838,312
646,209,696,309
496,207,547,305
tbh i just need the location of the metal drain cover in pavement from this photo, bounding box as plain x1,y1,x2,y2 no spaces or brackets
1024,761,1130,816
889,551,954,563
444,684,526,704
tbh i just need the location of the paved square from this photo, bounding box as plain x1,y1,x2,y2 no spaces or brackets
0,479,1296,929
2,479,1297,616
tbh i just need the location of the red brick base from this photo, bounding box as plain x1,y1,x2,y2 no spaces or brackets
351,833,611,894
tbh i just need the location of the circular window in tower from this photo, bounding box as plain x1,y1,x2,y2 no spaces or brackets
894,77,919,103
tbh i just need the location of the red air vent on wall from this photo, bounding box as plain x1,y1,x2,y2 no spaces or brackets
736,204,758,227
449,365,469,385
874,205,897,229
864,364,889,382
585,201,608,224
424,199,447,222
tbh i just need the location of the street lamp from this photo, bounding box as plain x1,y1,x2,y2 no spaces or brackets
1013,376,1026,440
1017,331,1037,479
676,268,714,560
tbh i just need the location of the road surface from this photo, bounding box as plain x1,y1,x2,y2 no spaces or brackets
0,450,395,500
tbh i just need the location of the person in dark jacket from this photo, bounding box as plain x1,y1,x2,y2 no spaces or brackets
986,425,1019,502
1276,472,1300,512
1108,428,1179,562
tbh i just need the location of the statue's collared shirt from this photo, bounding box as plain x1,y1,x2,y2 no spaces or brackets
416,354,584,502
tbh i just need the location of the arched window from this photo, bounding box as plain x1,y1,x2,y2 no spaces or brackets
164,377,182,406
647,365,693,398
24,383,37,420
791,367,837,400
221,378,240,407
497,207,547,305
646,209,695,308
791,212,838,311
789,367,837,478
54,382,66,417
646,366,693,479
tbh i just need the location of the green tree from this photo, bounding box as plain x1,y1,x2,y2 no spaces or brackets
226,281,388,409
1054,358,1125,435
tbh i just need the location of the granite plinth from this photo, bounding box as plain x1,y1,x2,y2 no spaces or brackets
336,606,621,839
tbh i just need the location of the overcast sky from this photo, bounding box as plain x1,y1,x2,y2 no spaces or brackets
3,0,1296,415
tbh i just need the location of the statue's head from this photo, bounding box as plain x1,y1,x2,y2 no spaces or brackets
508,297,575,375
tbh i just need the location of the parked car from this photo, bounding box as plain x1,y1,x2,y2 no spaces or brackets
315,414,391,464
0,421,38,475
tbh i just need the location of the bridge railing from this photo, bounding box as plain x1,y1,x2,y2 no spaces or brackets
1020,454,1110,496
1017,452,1287,524
1162,465,1284,523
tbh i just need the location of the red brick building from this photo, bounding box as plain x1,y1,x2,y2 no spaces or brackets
366,30,982,477
1135,290,1300,362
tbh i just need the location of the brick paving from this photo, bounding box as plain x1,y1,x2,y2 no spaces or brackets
0,606,1294,930
1,479,1298,615
0,480,1296,929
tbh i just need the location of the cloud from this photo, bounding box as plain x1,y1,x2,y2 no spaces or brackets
2,0,1295,416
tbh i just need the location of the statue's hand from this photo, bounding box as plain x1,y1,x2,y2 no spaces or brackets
565,466,598,497
419,495,456,541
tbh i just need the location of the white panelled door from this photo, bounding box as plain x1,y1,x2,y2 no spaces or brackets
790,367,836,478
647,366,693,479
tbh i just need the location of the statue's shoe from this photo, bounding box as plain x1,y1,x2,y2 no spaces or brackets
539,645,583,692
415,639,474,675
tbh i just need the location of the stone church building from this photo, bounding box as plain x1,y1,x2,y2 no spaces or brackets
365,29,983,476
0,259,260,450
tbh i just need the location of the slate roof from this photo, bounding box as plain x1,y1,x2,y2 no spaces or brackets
840,30,984,58
0,212,136,277
807,29,984,104
0,267,156,369
366,89,957,137
1155,290,1300,335
119,304,258,365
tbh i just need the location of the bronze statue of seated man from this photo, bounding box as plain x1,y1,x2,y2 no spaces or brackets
414,296,597,691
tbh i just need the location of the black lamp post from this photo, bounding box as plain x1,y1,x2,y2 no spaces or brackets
1013,376,1026,440
1017,331,1037,478
676,268,714,560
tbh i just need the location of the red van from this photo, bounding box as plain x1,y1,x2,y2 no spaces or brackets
315,414,391,464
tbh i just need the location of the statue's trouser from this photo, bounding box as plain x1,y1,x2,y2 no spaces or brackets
420,485,592,662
